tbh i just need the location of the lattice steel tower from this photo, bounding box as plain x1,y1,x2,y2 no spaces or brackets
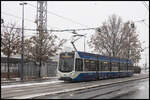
36,1,47,33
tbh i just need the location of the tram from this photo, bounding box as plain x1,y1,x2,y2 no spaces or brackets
57,51,134,82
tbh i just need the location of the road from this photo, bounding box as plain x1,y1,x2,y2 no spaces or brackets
1,74,149,99
34,78,148,99
113,78,149,99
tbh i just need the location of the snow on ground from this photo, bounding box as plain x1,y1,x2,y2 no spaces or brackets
1,80,63,89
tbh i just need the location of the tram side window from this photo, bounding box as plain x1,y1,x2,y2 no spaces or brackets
99,61,102,71
111,62,118,71
89,60,96,71
127,63,132,71
120,63,124,71
103,61,109,71
128,63,130,70
84,59,90,71
75,58,83,71
124,63,128,71
120,63,127,71
101,61,104,71
128,64,133,71
118,62,120,71
116,62,119,71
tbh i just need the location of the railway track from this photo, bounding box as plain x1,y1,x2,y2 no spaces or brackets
1,74,149,99
34,77,148,99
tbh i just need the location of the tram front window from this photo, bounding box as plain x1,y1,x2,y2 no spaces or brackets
59,52,74,72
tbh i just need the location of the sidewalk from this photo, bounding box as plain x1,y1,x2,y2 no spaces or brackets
1,77,58,86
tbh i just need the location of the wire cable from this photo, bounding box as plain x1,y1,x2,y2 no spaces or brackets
1,25,97,32
2,12,34,22
2,11,62,30
27,2,90,28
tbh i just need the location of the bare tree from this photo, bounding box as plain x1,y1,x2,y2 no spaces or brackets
24,31,66,78
89,14,142,65
1,23,21,79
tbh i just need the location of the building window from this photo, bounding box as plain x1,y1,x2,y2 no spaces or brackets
99,61,102,71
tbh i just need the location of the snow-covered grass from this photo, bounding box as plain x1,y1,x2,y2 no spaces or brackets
1,80,63,89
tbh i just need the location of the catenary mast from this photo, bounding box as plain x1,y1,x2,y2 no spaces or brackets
35,1,47,78
36,1,47,33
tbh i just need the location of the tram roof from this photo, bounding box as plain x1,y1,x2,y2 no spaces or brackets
77,51,132,64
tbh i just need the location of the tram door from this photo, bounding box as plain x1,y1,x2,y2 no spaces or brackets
96,56,99,80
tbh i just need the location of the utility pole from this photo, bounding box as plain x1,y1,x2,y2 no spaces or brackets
128,22,134,72
19,2,27,81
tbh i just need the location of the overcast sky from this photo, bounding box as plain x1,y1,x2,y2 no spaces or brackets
1,1,149,67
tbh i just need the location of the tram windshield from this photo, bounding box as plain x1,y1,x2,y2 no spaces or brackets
58,52,74,72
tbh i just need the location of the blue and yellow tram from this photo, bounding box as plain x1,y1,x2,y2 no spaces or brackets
57,51,133,82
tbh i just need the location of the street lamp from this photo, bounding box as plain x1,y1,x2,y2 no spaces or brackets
19,2,27,81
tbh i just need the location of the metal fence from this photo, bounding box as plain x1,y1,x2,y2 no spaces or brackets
21,61,58,78
1,61,58,79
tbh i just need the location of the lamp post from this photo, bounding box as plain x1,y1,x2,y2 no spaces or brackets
19,2,27,81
